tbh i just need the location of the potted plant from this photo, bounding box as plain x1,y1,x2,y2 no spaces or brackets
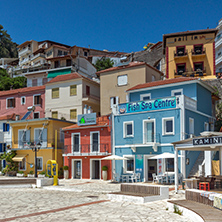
51,142,55,148
102,166,108,181
38,171,46,178
16,171,24,177
28,171,34,178
63,165,69,179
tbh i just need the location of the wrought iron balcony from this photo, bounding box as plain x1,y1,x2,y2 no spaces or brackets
191,48,206,56
174,50,188,57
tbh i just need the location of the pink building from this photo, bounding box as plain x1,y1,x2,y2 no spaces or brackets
0,86,45,120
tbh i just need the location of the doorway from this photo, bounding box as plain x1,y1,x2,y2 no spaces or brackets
147,159,157,181
72,160,81,179
91,160,100,179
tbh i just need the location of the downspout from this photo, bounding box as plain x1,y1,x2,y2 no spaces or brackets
181,95,186,178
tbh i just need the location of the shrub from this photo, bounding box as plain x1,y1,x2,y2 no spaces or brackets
29,171,34,175
18,171,24,174
39,171,46,175
63,165,69,170
102,166,108,171
174,205,183,215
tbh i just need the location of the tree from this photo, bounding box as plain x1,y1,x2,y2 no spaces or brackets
94,57,114,72
0,24,18,58
0,68,27,91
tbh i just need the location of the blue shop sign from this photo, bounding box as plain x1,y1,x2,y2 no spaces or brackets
119,97,177,114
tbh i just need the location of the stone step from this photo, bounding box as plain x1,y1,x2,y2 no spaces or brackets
0,178,36,185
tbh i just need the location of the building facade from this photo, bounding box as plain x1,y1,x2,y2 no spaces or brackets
163,29,218,79
98,61,163,116
63,115,112,180
215,18,222,77
112,77,216,181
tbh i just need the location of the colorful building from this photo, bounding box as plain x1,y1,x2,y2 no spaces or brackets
63,115,112,180
9,118,74,174
163,29,218,79
112,77,216,181
215,18,222,77
0,85,45,120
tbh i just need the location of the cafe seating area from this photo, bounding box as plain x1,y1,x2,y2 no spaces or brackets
152,172,183,185
116,173,141,183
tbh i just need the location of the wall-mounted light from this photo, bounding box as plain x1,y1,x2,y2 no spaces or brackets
186,158,190,165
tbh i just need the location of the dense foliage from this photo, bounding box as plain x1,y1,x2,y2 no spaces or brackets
0,24,18,58
0,150,18,173
0,68,27,91
94,57,114,72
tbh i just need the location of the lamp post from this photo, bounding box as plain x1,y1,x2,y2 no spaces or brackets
30,142,41,178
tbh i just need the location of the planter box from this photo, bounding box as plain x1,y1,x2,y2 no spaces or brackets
64,170,69,179
28,174,35,178
37,178,55,187
16,173,24,177
38,174,46,178
102,171,108,181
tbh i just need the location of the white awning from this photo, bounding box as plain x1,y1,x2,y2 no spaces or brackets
12,155,26,162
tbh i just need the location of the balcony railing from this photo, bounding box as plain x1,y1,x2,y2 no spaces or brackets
174,68,206,77
174,50,188,57
19,47,31,56
191,48,206,56
124,133,161,145
63,143,110,155
82,93,100,101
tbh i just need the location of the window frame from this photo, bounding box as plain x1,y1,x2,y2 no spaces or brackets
21,96,26,105
6,97,15,109
143,119,156,144
71,133,80,153
140,93,151,101
123,155,135,174
33,94,41,106
70,109,77,120
90,131,100,153
52,88,59,99
123,121,134,138
162,117,175,136
204,122,209,131
52,111,58,119
37,157,43,171
110,96,119,108
171,89,183,96
19,158,26,171
33,112,40,119
70,85,77,96
117,74,128,86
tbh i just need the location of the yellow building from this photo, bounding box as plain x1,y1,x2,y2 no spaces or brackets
163,29,218,79
9,118,74,175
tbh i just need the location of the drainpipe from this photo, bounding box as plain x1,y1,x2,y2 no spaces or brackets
174,145,179,193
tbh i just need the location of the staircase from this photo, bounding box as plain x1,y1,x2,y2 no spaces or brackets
188,152,204,178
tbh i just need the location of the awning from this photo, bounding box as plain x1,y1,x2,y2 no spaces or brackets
47,68,71,78
12,155,26,162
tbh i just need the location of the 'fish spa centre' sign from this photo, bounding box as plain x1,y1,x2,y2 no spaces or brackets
119,97,177,114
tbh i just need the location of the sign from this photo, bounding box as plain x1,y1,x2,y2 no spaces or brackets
193,136,222,146
157,159,163,175
119,97,177,114
77,113,97,126
135,155,143,173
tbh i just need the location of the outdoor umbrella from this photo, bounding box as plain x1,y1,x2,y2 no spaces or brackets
101,155,128,181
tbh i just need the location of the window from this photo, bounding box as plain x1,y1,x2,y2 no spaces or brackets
166,158,174,172
117,75,128,86
86,85,90,96
162,117,174,135
72,133,80,152
152,75,156,82
70,109,77,119
34,128,43,144
176,64,186,75
3,123,9,132
32,79,37,87
52,111,58,119
204,122,209,131
189,118,194,135
91,132,99,152
110,96,119,108
7,98,15,108
70,85,77,96
52,88,59,99
33,112,39,119
58,50,62,56
194,45,203,54
140,93,151,101
42,78,48,85
194,62,204,74
176,46,185,56
19,158,26,171
84,51,88,57
66,59,71,66
18,129,30,148
37,157,43,171
0,143,6,152
123,156,134,173
123,121,134,138
210,123,214,131
54,61,60,68
64,51,68,55
21,96,26,105
33,95,41,105
143,119,155,143
171,89,183,96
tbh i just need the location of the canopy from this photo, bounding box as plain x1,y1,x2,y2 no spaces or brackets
101,155,128,160
150,152,182,159
12,155,26,162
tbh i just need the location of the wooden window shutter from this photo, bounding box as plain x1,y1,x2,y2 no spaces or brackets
52,111,58,119
70,85,77,96
12,98,15,107
52,88,59,99
70,109,77,119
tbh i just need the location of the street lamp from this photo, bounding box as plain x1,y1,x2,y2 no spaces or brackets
30,142,41,178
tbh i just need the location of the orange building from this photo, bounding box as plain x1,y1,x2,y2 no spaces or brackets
63,115,112,180
163,29,218,79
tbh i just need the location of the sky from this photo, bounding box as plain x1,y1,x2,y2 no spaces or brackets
1,0,222,53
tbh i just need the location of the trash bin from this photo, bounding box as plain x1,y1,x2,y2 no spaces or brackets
182,181,185,189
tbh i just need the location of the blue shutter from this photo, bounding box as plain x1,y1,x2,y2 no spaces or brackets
3,123,6,132
3,160,6,168
0,144,2,152
6,124,9,132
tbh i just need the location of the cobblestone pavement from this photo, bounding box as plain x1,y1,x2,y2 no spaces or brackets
0,179,191,222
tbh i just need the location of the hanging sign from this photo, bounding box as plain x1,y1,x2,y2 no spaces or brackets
193,136,222,146
77,113,97,126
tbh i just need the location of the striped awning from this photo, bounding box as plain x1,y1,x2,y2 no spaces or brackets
12,155,26,162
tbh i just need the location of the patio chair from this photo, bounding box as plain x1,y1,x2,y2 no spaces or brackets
135,173,141,182
152,173,162,183
113,173,119,182
128,173,136,183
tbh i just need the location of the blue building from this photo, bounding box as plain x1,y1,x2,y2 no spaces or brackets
112,77,216,181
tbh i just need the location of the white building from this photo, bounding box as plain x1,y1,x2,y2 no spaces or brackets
215,18,222,75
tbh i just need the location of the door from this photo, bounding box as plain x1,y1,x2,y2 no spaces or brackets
91,160,100,179
73,160,81,179
145,121,154,143
148,159,157,181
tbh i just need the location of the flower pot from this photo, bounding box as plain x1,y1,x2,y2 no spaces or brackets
16,173,24,177
102,171,107,181
28,174,34,178
64,170,69,179
38,174,45,178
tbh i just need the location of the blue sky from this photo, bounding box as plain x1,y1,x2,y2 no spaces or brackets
1,0,221,52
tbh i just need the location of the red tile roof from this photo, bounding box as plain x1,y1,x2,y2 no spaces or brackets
47,72,99,85
0,86,45,97
127,77,198,91
96,61,163,75
63,115,110,130
0,113,16,121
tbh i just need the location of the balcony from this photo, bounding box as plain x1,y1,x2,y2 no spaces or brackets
30,53,45,61
174,68,206,78
19,57,30,66
191,48,206,58
82,92,100,105
18,47,31,57
216,54,222,66
215,35,222,49
174,50,188,60
63,143,110,156
184,96,197,110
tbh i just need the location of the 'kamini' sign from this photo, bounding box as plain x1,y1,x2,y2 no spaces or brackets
193,136,222,146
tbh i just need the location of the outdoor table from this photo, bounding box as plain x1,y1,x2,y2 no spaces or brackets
120,174,132,183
